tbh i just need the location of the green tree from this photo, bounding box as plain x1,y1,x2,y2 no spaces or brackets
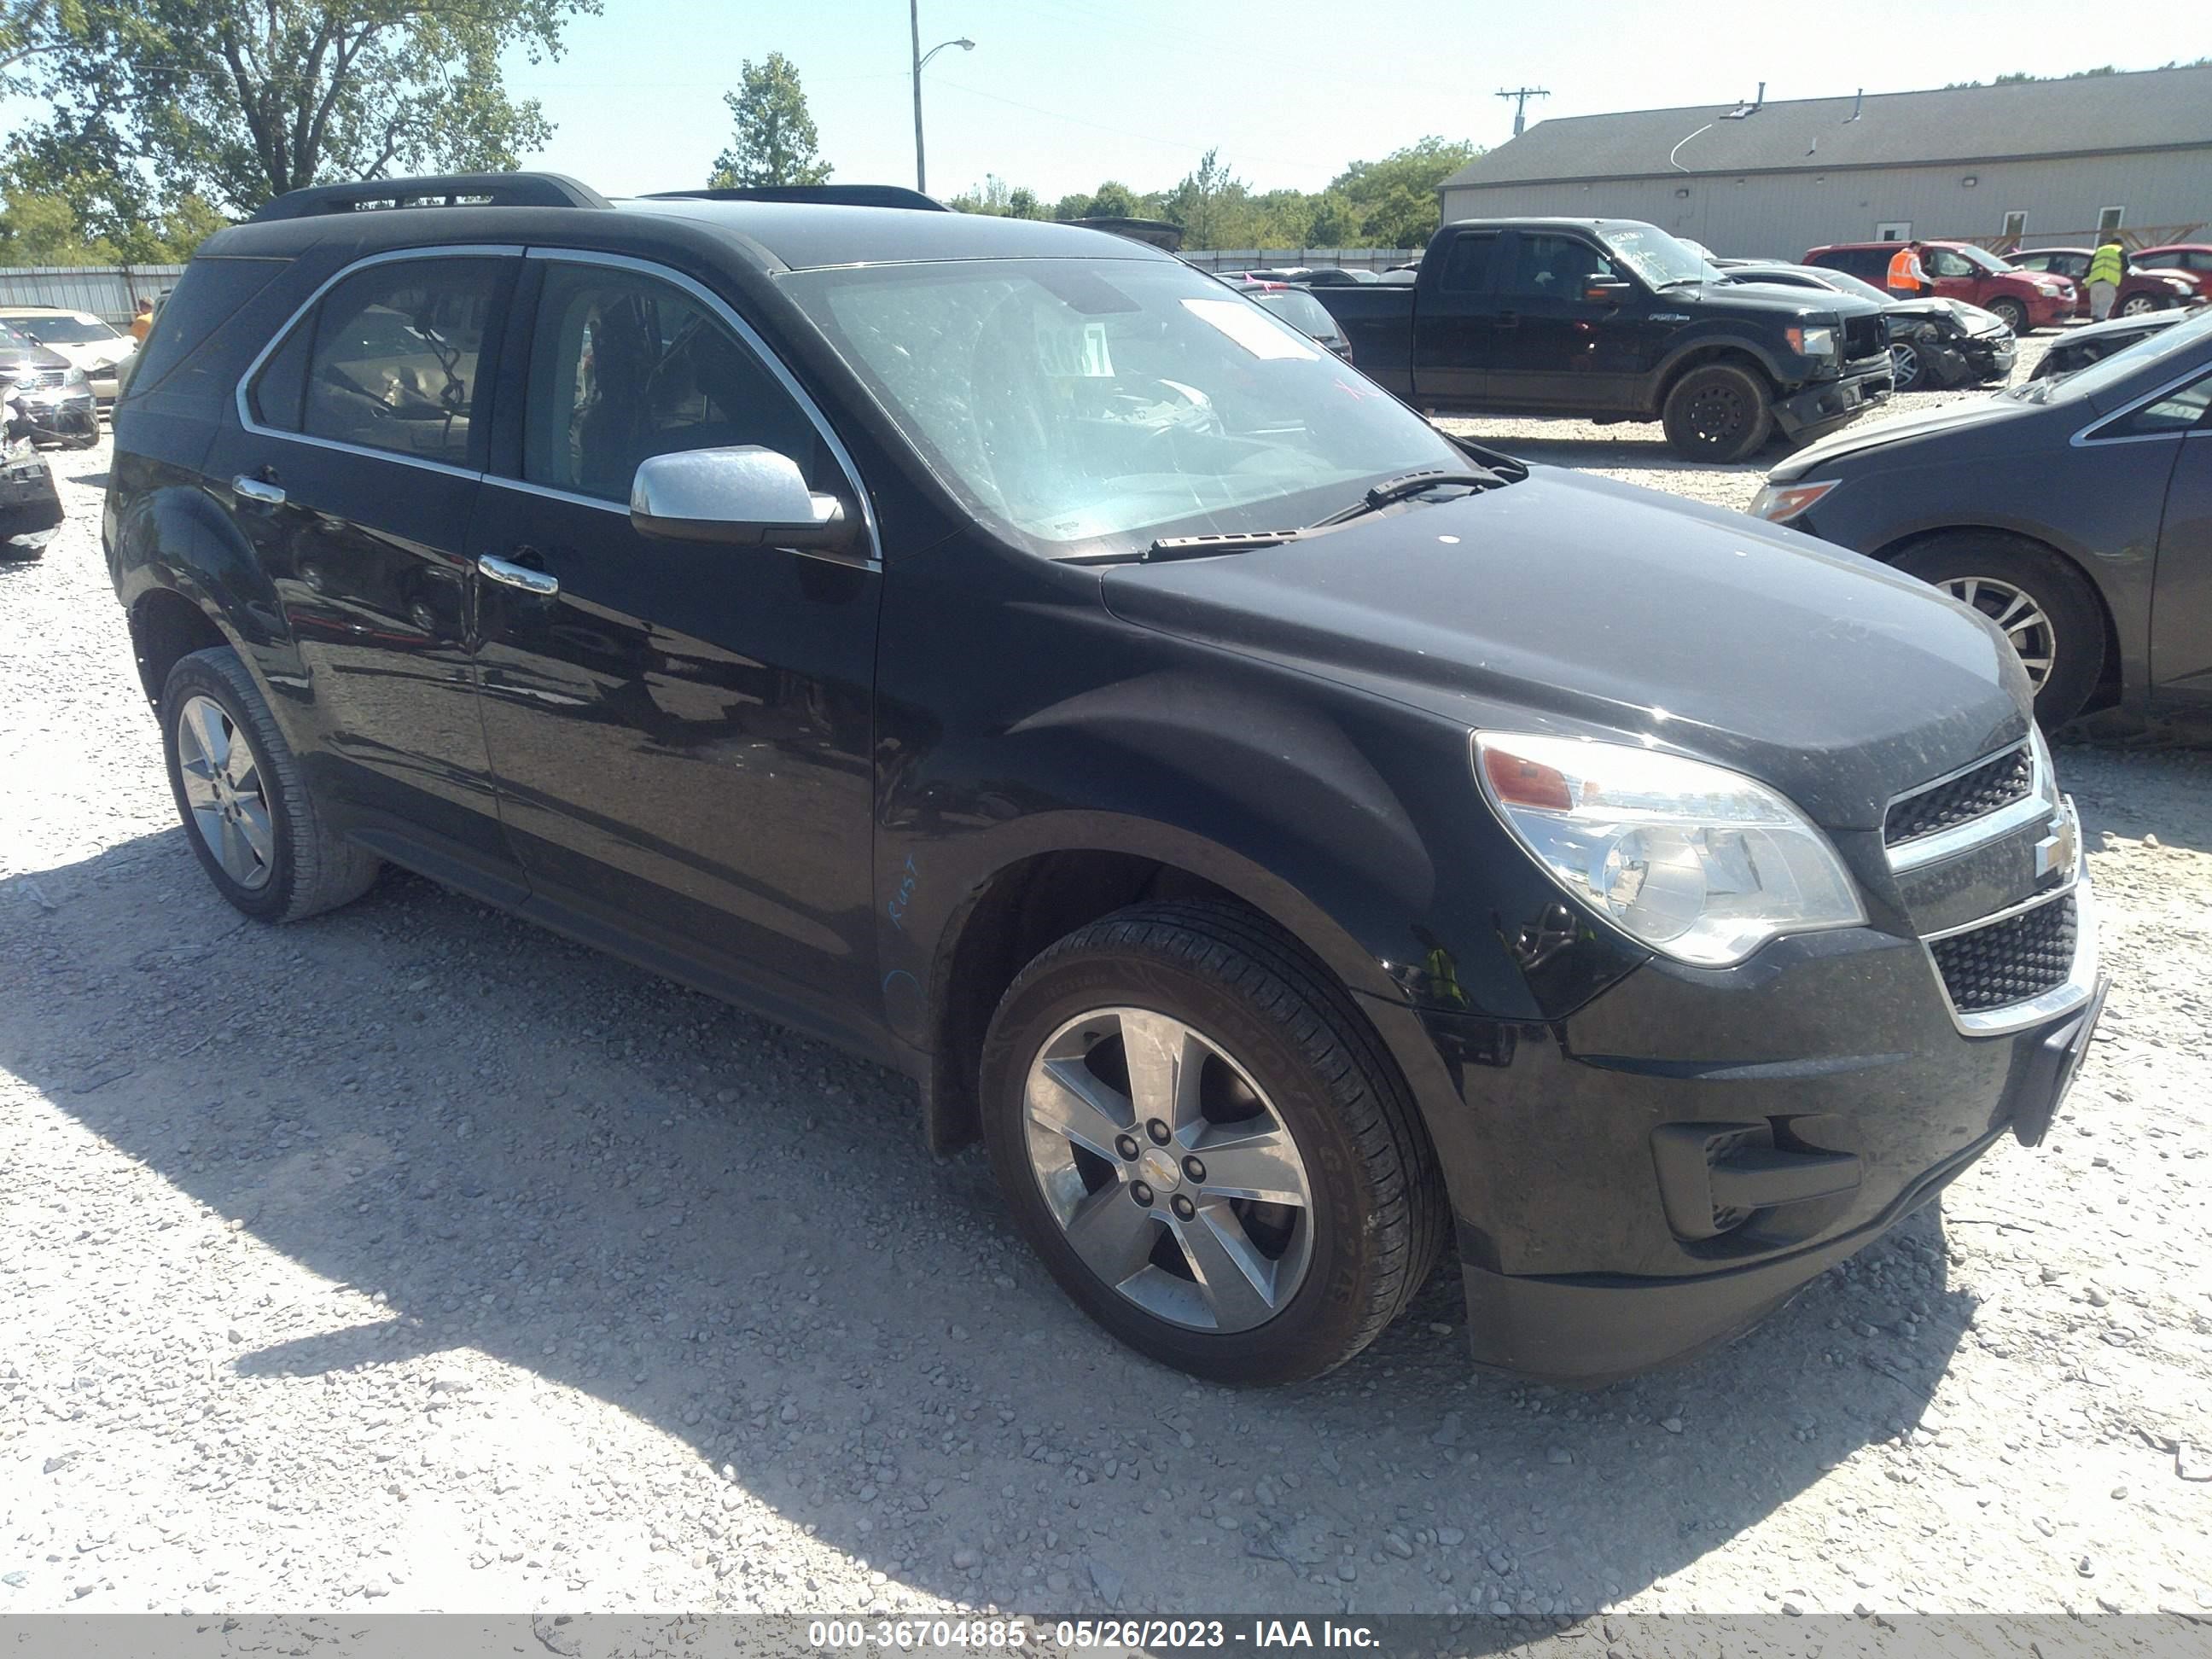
4,0,594,217
711,52,831,189
1161,148,1249,249
1328,136,1479,249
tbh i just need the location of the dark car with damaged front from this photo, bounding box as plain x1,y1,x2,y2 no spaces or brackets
106,172,2103,1385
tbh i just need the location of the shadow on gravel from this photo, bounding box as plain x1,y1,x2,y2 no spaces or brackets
3,831,1975,1616
65,469,110,489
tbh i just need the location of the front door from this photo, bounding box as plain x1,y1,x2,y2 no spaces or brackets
1922,244,1981,305
2146,370,2212,700
1483,231,1634,410
470,253,882,1017
207,251,519,884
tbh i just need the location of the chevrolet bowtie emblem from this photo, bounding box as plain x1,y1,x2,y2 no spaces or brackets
2034,806,2078,882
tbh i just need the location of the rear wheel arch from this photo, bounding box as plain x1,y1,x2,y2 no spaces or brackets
129,585,230,707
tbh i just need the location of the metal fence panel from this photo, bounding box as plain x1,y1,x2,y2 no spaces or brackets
1179,248,1419,273
0,265,187,325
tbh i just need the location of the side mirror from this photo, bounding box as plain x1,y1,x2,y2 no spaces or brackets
1582,279,1632,306
629,445,859,553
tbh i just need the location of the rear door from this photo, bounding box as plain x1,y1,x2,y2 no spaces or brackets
209,249,520,888
468,250,882,1017
1410,230,1499,405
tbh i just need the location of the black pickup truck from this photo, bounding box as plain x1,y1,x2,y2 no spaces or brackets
1310,218,1894,461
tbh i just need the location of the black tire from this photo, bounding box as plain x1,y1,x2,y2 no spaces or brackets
1987,297,2028,335
1889,341,1926,393
979,899,1447,1385
1661,363,1774,463
1892,533,2105,727
160,645,381,922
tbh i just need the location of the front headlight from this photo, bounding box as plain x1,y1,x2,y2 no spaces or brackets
1747,477,1837,523
1474,732,1866,967
60,365,89,389
1787,324,1837,358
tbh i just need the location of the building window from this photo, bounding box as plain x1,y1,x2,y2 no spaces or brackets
1876,221,1912,242
2098,206,2126,233
2002,211,2028,242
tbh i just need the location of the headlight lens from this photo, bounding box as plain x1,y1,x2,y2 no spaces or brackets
1747,477,1837,522
61,365,89,388
1787,324,1837,358
1474,732,1866,967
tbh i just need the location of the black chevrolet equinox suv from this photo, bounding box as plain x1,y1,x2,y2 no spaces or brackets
106,172,2105,1384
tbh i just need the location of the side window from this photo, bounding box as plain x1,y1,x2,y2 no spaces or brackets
521,262,828,503
1435,232,1498,294
301,258,502,467
2116,371,2212,438
1927,248,1976,279
249,318,311,431
1500,235,1616,301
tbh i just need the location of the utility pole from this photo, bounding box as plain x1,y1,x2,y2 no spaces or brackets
1496,86,1550,138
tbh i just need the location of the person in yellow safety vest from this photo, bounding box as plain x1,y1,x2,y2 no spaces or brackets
2086,237,2128,323
1887,242,1931,299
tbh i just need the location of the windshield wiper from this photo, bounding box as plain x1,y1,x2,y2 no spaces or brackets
1310,468,1505,527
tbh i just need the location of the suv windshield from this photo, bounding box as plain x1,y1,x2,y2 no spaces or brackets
2014,305,2212,401
785,258,1467,557
1596,224,1713,288
4,313,119,346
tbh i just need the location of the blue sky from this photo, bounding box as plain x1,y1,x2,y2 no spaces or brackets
504,0,2212,202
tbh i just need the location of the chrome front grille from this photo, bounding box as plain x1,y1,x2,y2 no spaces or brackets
1886,735,2096,1033
1930,892,2078,1013
1884,745,2034,847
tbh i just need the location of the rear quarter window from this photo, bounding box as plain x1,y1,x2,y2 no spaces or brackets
124,257,292,401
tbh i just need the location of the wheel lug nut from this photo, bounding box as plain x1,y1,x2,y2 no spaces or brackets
1182,1155,1205,1184
1172,1195,1196,1221
1146,1119,1171,1145
1130,1181,1154,1207
1115,1134,1140,1161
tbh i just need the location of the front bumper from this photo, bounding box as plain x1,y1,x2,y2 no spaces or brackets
16,390,97,445
1773,361,1891,437
1387,816,2103,1382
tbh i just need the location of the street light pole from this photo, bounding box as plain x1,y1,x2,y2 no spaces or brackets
909,4,973,195
911,0,925,194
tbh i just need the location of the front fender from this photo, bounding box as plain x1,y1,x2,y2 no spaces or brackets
1652,330,1794,395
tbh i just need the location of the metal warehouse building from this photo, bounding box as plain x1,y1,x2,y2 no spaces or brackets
1437,65,2212,261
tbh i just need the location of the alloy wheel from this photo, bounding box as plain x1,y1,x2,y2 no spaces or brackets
175,694,276,889
1889,342,1922,391
1022,1006,1314,1333
1939,576,2056,690
2118,295,2157,318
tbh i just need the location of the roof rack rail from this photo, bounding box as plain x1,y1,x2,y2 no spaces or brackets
249,172,610,222
642,184,949,212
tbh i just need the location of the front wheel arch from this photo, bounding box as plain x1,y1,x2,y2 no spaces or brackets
1877,527,2120,723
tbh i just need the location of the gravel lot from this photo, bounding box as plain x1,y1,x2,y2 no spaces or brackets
5,335,2212,1622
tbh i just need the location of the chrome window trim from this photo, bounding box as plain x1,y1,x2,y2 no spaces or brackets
517,246,882,565
484,474,624,515
1881,736,2052,874
2069,351,2212,447
1918,796,2097,1037
231,243,519,478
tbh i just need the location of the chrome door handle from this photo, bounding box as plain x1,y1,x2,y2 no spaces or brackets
233,474,285,506
477,553,558,597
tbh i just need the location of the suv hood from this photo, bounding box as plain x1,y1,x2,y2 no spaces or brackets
0,341,72,375
1101,468,2024,830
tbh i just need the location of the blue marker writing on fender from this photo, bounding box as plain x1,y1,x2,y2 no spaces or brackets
887,855,918,931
